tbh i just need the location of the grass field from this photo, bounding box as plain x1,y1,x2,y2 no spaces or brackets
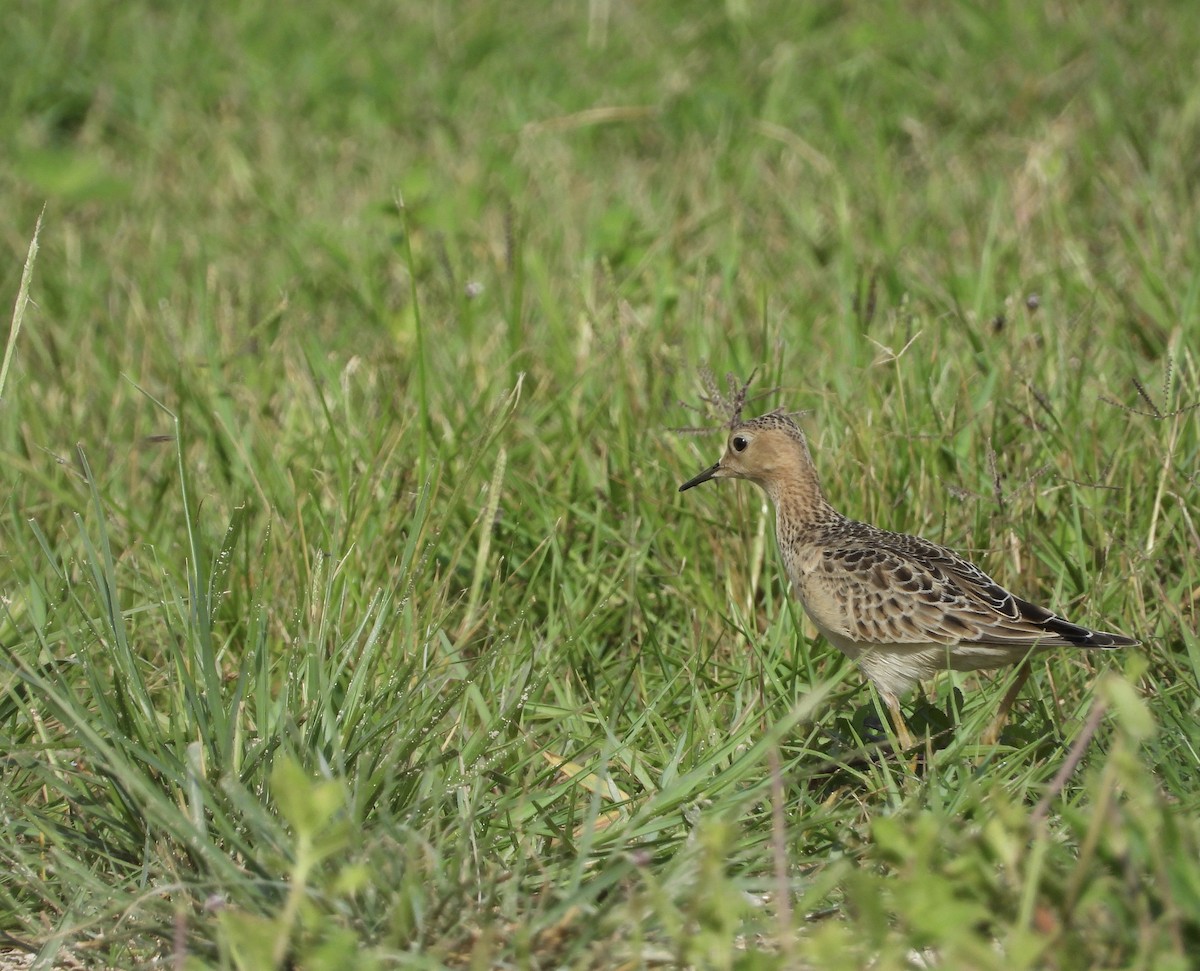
2,2,1199,968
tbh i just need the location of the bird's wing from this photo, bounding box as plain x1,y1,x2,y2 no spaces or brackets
811,533,1134,648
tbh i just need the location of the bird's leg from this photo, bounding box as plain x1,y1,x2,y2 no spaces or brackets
982,660,1032,745
883,691,915,750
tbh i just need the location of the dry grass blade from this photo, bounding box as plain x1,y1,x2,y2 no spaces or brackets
0,206,43,402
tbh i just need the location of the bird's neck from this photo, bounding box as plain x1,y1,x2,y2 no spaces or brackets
762,464,839,531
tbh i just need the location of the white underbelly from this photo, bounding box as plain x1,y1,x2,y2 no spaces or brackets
812,621,1033,698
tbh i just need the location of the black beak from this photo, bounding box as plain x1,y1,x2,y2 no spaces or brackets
678,462,721,492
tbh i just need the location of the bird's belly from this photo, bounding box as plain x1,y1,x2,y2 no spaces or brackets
789,560,1039,697
812,620,1036,697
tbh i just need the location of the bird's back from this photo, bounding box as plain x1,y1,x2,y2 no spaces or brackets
779,516,1137,653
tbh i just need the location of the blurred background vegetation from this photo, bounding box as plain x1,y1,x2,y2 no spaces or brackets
2,2,1198,968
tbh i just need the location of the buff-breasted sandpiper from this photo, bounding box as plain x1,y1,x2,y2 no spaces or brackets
679,411,1137,749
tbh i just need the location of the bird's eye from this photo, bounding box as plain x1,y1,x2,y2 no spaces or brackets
732,436,748,453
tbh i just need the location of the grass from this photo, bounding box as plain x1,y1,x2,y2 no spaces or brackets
1,1,1198,967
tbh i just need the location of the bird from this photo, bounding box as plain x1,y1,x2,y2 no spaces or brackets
678,410,1138,749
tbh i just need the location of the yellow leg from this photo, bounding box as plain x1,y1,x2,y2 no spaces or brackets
982,661,1031,745
883,692,915,750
